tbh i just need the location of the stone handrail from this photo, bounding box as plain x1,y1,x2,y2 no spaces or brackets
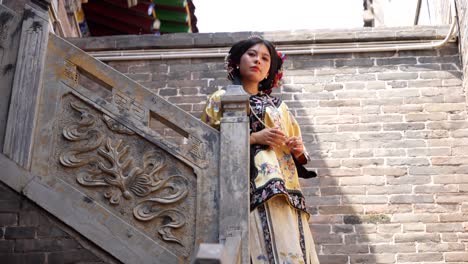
194,85,250,264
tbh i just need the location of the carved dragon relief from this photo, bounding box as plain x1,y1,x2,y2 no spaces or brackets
59,100,190,246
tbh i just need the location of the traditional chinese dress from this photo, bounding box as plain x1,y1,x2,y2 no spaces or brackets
202,90,320,264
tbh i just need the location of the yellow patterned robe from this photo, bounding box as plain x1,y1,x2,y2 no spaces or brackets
202,90,320,264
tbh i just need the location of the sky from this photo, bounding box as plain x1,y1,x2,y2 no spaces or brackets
193,0,364,33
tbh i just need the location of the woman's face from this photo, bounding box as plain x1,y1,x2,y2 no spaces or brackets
238,43,271,86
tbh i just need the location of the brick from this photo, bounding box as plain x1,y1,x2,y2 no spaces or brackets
0,200,21,212
432,157,468,166
418,242,465,252
340,176,385,186
318,255,349,264
342,195,388,204
402,223,425,232
335,74,376,82
309,224,331,234
407,79,442,88
374,148,405,157
158,88,177,96
293,59,334,69
0,186,19,201
319,99,360,107
4,227,35,239
336,58,375,67
344,215,390,224
341,159,384,168
322,244,369,254
360,133,402,141
414,184,458,193
351,149,374,158
0,213,17,226
426,223,464,232
332,224,354,234
445,252,468,262
377,72,418,80
386,158,429,166
319,206,364,215
321,187,366,195
364,204,412,214
378,88,420,98
370,243,416,253
389,194,434,204
383,104,423,114
339,124,382,132
408,147,450,157
364,167,407,176
344,82,367,90
387,175,431,185
377,224,402,234
399,64,441,71
377,57,417,65
387,81,408,89
316,133,359,142
338,106,380,115
361,115,403,123
392,214,438,223
406,130,449,139
436,194,468,204
330,150,351,158
419,71,461,79
0,253,46,264
48,249,101,263
307,196,341,206
418,56,460,64
362,98,404,106
354,224,377,233
424,103,465,112
0,240,14,252
433,175,468,184
316,67,356,76
405,113,447,122
15,239,81,252
394,233,440,243
367,185,412,195
350,254,395,264
396,253,443,262
312,233,343,244
383,123,425,131
405,95,444,104
427,121,468,130
356,233,393,243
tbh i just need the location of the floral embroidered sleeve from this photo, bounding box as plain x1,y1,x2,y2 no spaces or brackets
201,90,226,130
284,103,310,164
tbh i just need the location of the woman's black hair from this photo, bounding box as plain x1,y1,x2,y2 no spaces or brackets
226,37,283,93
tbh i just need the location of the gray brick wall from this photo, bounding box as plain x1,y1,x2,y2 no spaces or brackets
0,182,119,264
98,29,467,263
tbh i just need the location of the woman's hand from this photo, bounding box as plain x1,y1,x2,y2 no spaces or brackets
285,136,305,158
250,128,286,148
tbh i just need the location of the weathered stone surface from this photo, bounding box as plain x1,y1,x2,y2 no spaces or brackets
3,5,49,169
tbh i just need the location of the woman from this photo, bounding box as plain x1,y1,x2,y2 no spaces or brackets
202,37,320,264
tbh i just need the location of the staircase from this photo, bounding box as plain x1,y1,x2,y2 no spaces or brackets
0,4,249,263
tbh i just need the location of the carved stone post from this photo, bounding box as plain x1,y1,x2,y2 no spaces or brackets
219,85,250,264
3,4,49,169
0,5,22,153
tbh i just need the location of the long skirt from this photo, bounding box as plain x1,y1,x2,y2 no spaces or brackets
250,196,320,264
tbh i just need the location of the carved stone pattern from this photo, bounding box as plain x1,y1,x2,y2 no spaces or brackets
103,115,135,135
0,24,7,42
113,91,146,122
59,100,189,246
64,60,78,87
188,135,203,159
